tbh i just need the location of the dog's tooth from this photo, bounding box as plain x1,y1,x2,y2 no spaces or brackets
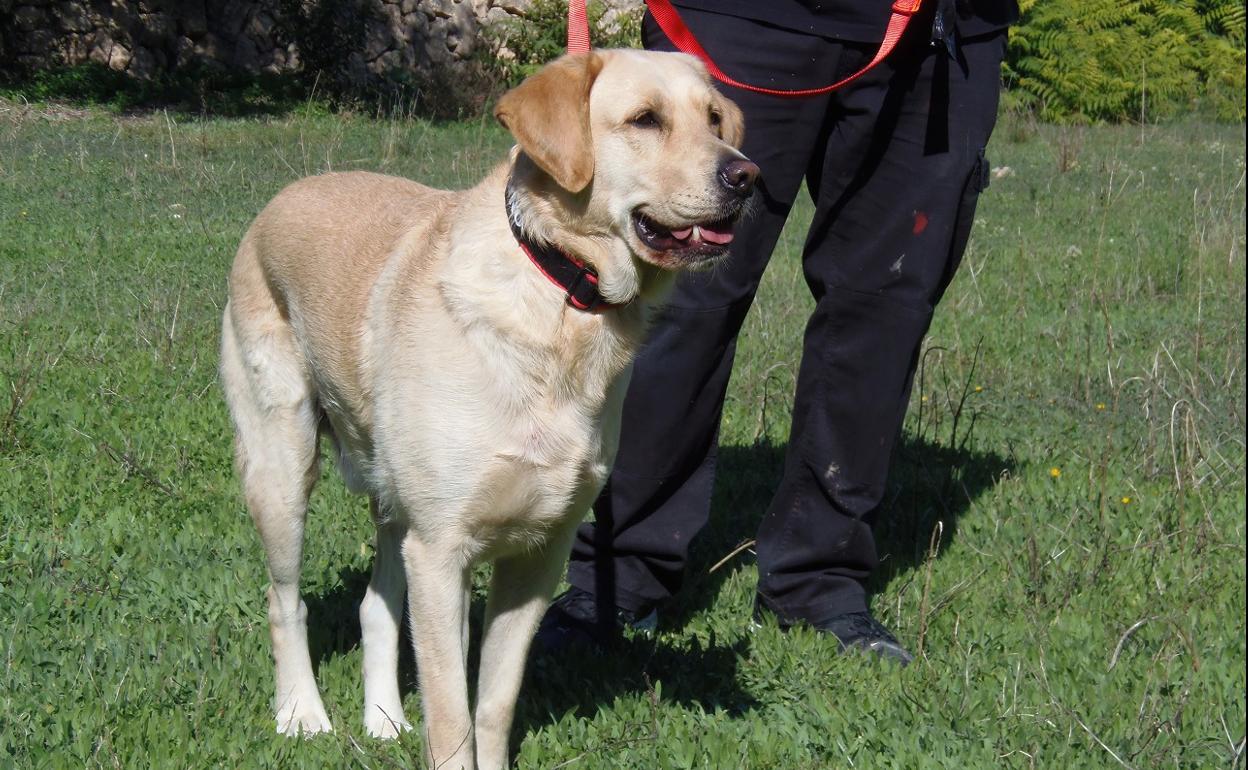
692,225,703,242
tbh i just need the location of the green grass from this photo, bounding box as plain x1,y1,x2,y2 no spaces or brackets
0,100,1243,768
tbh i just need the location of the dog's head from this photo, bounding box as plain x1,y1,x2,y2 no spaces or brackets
495,50,757,283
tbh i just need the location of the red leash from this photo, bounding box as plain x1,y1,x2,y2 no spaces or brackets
567,0,591,55
566,0,924,97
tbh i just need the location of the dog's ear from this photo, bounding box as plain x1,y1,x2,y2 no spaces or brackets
494,52,604,193
712,91,745,149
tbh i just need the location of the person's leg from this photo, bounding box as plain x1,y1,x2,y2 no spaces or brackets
755,29,1009,625
563,12,853,617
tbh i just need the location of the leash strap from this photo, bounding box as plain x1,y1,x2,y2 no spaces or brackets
568,0,591,54
647,0,922,96
565,0,924,97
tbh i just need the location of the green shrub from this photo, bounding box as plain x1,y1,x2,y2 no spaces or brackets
480,0,643,88
2,63,130,104
1005,0,1246,122
275,0,373,97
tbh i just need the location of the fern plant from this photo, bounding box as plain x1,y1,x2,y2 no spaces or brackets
1005,0,1246,122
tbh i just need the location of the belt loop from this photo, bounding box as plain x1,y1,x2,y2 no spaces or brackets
930,0,957,60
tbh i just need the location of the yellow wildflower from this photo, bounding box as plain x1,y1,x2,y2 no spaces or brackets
1049,467,1062,479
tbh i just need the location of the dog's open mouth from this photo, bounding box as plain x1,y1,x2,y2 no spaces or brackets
632,211,738,262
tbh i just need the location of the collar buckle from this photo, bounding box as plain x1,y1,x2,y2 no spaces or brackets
563,265,603,311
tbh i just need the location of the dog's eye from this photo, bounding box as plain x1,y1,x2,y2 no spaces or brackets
709,110,722,129
629,110,661,129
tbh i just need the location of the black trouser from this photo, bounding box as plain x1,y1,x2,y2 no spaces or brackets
568,9,1007,624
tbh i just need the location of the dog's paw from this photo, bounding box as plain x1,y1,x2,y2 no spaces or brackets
364,707,412,740
275,700,333,736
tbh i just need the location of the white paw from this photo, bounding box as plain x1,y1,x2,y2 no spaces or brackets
275,699,333,736
364,706,412,739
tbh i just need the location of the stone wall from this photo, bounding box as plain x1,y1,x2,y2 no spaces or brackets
0,0,641,86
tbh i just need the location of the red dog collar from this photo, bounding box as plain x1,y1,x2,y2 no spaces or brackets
505,183,621,313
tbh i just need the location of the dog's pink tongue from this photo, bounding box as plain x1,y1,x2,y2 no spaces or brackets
699,221,735,245
670,226,693,241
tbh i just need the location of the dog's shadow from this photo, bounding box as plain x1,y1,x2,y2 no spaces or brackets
302,430,1010,747
304,574,755,740
303,566,372,672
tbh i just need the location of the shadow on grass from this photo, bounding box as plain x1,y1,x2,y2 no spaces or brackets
302,569,756,718
515,633,755,747
303,563,422,707
1,63,315,118
303,565,370,672
661,432,1014,628
869,433,1015,594
0,62,499,120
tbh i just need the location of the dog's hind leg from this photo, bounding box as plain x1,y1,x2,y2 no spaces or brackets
473,524,579,770
360,508,410,738
221,273,331,736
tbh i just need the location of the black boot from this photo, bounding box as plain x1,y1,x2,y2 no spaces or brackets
533,587,658,656
754,597,914,666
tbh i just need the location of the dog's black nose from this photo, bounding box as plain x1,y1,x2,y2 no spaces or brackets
719,159,759,197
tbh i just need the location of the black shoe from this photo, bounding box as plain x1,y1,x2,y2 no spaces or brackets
533,587,658,656
753,598,915,667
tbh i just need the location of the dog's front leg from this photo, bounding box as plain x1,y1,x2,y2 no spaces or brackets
402,531,475,769
473,525,578,770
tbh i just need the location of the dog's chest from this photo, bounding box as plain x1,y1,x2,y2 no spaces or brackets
467,326,620,489
496,399,605,499
455,400,606,552
499,420,573,466
369,282,635,554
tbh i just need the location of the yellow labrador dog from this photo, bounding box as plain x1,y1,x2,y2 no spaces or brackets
220,50,756,769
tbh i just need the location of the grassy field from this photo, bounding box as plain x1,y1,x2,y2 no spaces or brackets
0,98,1243,768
